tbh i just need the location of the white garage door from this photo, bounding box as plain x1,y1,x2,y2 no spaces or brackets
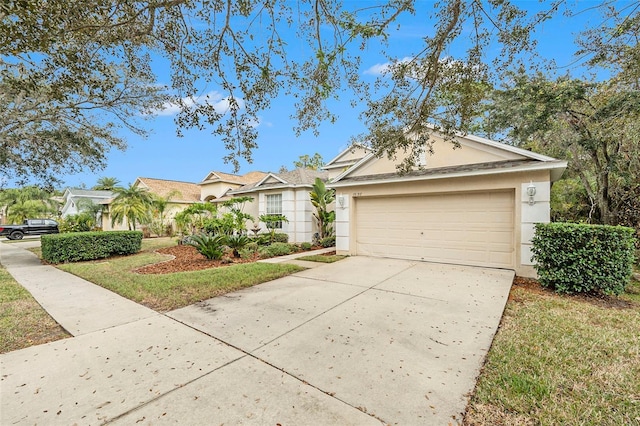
355,191,515,269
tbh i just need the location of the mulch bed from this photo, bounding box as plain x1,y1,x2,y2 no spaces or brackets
134,245,333,275
135,245,259,274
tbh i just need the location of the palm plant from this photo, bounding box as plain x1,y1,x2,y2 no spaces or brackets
225,234,251,258
149,190,180,236
110,184,153,230
310,178,335,239
93,177,121,191
188,233,226,260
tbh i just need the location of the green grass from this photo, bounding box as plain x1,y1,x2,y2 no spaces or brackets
0,267,69,353
465,278,640,425
296,254,347,263
56,238,304,311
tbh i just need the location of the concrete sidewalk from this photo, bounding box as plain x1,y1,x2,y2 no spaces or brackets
0,240,513,425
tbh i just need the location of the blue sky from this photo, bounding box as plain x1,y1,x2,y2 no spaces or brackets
32,1,605,189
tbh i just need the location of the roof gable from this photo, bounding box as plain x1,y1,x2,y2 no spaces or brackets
229,168,329,194
323,144,371,170
333,132,560,183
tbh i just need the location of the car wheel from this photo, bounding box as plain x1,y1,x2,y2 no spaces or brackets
10,231,24,240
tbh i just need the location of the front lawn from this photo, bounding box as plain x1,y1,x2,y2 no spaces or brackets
0,267,69,354
56,238,305,312
465,277,640,425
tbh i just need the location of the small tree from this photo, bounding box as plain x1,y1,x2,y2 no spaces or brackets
310,178,335,239
259,214,289,243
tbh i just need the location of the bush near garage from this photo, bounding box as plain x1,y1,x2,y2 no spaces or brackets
531,222,636,296
319,235,336,248
41,231,143,263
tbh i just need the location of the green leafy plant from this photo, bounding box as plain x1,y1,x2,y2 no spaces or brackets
310,177,335,239
188,233,226,260
531,222,636,295
58,212,96,233
225,234,251,258
300,242,312,250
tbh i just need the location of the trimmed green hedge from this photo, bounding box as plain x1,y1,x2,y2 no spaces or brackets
531,222,635,295
41,231,143,263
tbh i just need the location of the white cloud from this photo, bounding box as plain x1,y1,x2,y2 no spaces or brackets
152,91,243,116
363,57,414,76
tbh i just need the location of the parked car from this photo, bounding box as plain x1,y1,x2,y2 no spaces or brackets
0,219,60,240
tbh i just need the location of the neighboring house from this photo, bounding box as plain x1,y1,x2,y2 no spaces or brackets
60,188,115,217
227,168,330,243
326,132,567,278
101,177,201,232
60,188,115,227
199,171,268,202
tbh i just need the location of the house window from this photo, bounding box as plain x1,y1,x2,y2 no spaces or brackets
265,193,283,229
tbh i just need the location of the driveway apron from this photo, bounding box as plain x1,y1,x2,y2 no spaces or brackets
1,241,513,425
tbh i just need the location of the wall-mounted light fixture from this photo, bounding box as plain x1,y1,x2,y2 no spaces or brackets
337,194,345,209
526,182,537,206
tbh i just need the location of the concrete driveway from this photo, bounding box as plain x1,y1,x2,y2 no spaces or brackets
140,257,513,424
1,249,513,425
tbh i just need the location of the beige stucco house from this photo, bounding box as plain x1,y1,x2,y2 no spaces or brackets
327,133,567,278
226,168,330,243
200,171,268,202
101,177,201,232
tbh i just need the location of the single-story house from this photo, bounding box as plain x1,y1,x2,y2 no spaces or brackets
101,177,201,232
60,188,115,217
327,132,567,278
226,168,330,243
60,188,115,228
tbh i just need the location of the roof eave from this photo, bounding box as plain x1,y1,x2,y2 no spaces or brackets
329,160,568,188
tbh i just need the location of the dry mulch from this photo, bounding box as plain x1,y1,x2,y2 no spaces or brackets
135,245,259,274
511,275,638,309
134,244,333,275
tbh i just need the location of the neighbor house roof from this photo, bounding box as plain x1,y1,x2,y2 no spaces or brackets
200,171,267,185
134,177,201,202
229,168,329,195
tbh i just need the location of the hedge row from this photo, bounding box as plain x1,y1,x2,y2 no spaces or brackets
531,222,636,296
41,231,143,263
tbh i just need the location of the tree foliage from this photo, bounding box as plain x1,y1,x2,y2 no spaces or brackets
485,73,640,225
0,186,58,222
293,153,325,170
3,0,639,184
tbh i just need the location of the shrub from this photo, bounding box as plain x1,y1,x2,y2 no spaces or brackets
319,235,336,248
300,242,312,250
531,222,636,296
57,213,96,233
273,232,289,243
188,233,226,260
258,242,294,258
251,234,271,246
41,231,142,263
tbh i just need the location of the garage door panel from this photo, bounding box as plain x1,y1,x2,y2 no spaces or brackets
355,191,515,269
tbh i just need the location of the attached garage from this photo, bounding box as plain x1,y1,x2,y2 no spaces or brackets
354,191,515,269
325,133,567,278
